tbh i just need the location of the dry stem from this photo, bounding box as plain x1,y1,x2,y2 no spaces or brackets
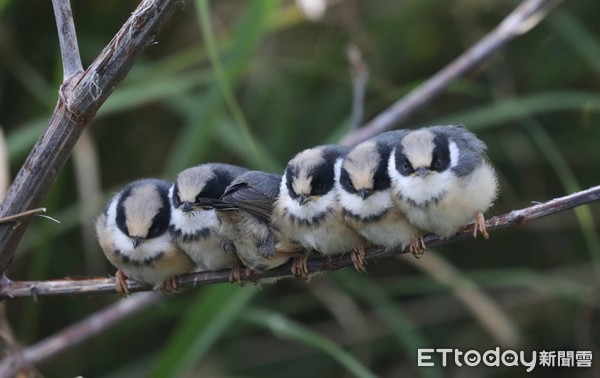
1,185,598,299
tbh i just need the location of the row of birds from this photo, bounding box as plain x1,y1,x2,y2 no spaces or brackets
96,125,498,295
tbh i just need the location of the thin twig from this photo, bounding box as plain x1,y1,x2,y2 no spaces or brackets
0,127,9,197
51,0,83,79
0,0,182,274
0,208,46,225
340,0,562,146
347,43,369,130
0,292,160,377
72,130,104,275
0,191,595,378
1,185,598,299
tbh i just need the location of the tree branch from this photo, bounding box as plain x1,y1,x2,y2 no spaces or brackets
0,0,182,274
0,292,160,377
1,185,598,299
52,0,83,79
340,0,562,146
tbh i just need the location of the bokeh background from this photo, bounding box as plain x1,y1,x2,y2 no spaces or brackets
1,0,599,377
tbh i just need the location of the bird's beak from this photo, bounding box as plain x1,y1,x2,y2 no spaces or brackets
358,188,373,200
132,236,142,249
415,167,431,177
181,201,194,213
298,194,309,206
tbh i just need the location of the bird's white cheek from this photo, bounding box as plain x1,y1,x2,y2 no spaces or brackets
170,207,219,234
279,182,335,219
339,189,391,217
110,228,134,252
140,233,173,255
338,190,362,213
392,171,453,204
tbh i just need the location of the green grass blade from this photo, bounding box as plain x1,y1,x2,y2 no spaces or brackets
195,0,277,172
151,285,258,378
244,307,378,378
549,11,600,78
436,91,600,129
521,119,600,276
100,72,208,117
334,270,442,378
213,119,283,172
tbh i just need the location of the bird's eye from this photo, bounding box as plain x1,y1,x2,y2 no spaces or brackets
148,224,160,238
311,180,329,195
403,162,410,171
345,176,354,189
433,159,443,169
172,194,181,208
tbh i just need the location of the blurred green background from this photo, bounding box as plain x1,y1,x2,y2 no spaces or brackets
1,0,600,377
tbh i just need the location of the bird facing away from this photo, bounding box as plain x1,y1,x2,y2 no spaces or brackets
96,179,194,295
273,144,366,276
169,163,247,272
337,130,425,257
195,170,294,283
388,125,498,239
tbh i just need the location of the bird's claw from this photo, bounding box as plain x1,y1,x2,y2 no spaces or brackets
115,270,130,297
474,211,490,239
350,247,367,273
408,237,426,258
291,255,310,278
159,277,180,294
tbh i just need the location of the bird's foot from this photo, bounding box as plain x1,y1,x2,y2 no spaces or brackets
350,246,367,273
159,277,180,294
474,211,489,239
115,270,129,297
408,237,426,258
291,255,310,278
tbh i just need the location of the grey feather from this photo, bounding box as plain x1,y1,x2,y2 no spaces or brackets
428,124,487,177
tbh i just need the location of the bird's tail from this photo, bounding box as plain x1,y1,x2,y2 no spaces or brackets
194,198,238,211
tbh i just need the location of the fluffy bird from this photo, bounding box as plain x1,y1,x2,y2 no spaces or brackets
169,163,247,272
274,145,366,276
337,131,425,256
195,171,292,282
96,179,195,295
388,125,498,239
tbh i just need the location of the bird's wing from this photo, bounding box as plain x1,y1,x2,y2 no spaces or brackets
222,182,274,224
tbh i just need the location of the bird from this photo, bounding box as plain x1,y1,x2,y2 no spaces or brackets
96,179,195,296
273,144,366,276
388,124,498,240
194,170,294,283
169,163,247,272
337,130,425,257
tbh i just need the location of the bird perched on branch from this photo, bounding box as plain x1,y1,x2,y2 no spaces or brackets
388,125,498,241
274,145,366,276
195,171,294,283
337,131,425,257
96,179,194,295
169,163,247,272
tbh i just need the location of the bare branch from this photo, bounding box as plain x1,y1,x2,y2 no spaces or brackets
0,0,182,274
347,43,369,130
340,0,563,146
0,208,46,224
52,0,83,79
1,185,598,299
0,292,160,377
